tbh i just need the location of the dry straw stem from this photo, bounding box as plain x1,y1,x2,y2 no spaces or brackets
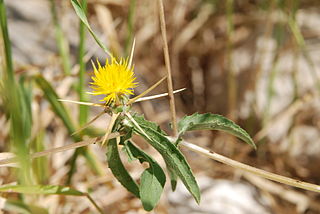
0,133,120,167
72,110,106,136
180,140,320,193
2,132,320,194
101,112,120,145
157,0,178,136
85,193,104,214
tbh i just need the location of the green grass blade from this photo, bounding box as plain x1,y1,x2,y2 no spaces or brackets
34,75,78,138
34,75,104,182
125,0,136,55
78,0,89,126
0,0,13,81
71,0,112,57
0,184,84,196
2,185,103,214
31,131,48,184
0,0,32,184
49,0,71,75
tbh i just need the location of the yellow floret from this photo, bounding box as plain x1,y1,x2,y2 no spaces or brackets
90,57,138,104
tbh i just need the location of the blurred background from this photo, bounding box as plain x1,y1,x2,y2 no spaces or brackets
1,0,320,213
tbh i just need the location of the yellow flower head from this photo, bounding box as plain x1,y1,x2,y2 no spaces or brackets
90,57,138,104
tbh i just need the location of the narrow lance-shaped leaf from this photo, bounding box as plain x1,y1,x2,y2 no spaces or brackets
0,185,84,196
165,160,178,191
124,141,166,211
34,75,78,140
70,0,111,56
137,114,178,190
178,113,256,149
106,138,140,198
127,114,200,203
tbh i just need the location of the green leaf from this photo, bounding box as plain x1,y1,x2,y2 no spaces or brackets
106,138,140,198
165,161,178,191
178,113,256,149
131,114,167,136
125,141,166,211
19,76,33,139
0,185,84,196
70,0,111,55
129,114,200,203
31,131,48,184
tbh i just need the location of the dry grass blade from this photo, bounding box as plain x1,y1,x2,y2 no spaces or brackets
71,110,106,136
0,133,120,167
101,112,120,146
0,153,18,167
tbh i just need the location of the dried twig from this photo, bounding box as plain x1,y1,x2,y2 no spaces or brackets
157,0,178,136
180,140,320,193
0,133,120,167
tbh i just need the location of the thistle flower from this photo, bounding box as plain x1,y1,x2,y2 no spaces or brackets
90,57,138,105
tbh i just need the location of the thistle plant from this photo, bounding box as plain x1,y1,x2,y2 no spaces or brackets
1,0,320,213
62,52,256,211
56,0,258,211
57,18,257,208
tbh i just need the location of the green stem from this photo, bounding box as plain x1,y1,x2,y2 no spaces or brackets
0,0,13,82
263,51,280,125
0,0,32,185
125,0,136,56
49,0,71,75
78,0,88,126
226,0,236,120
85,193,104,214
